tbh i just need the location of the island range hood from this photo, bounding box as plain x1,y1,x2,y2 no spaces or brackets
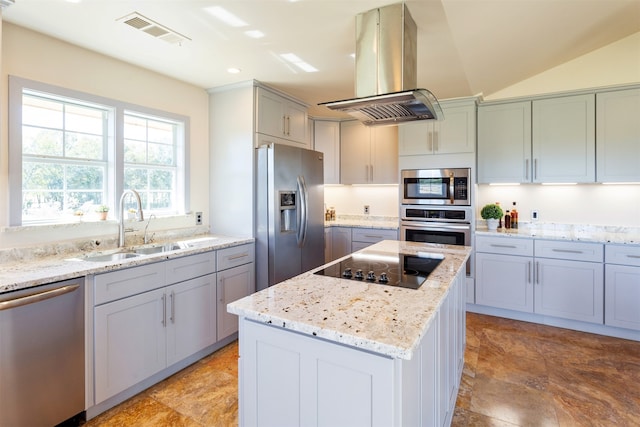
320,2,443,126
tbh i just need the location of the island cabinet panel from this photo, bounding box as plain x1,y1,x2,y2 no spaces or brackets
236,266,467,427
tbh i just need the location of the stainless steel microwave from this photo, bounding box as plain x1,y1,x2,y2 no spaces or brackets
401,168,471,206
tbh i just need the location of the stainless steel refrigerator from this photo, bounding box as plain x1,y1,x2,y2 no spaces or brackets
256,144,324,290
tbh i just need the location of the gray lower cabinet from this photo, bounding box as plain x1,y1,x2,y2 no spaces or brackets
605,244,640,331
216,244,255,340
476,235,604,323
351,228,399,253
92,244,255,406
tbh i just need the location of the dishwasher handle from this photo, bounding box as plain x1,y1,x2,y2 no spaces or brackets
0,284,80,311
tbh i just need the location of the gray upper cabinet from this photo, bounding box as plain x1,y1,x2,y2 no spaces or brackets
256,86,308,146
399,99,476,156
596,88,640,183
532,94,595,183
478,93,596,184
477,101,531,184
340,120,398,184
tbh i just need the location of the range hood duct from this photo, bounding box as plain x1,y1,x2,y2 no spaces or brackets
320,3,443,126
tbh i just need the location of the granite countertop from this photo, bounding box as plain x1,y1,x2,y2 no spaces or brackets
227,240,470,360
324,214,399,230
0,234,254,294
476,222,640,245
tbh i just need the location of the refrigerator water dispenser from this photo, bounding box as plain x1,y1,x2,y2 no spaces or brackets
280,191,297,232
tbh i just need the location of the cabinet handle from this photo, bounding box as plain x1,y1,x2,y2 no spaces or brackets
525,159,529,180
364,235,383,239
170,291,175,324
527,261,532,283
161,294,166,327
228,253,249,261
219,277,225,303
282,115,286,135
286,116,291,136
370,164,374,181
627,255,640,259
534,159,538,180
552,248,583,254
536,261,540,284
490,244,517,249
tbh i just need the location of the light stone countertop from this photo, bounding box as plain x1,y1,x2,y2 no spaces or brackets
227,240,471,360
0,234,254,294
476,222,640,245
324,214,399,230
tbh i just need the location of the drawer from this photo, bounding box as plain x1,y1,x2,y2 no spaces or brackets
475,235,533,257
351,228,398,243
166,251,216,284
534,239,603,262
218,243,255,271
94,262,165,305
605,244,640,267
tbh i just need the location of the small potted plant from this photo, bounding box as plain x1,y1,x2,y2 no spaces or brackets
480,203,504,231
95,205,110,220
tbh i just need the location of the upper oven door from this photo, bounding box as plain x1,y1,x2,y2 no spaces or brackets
401,168,470,205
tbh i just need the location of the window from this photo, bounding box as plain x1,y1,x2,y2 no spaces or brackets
9,76,189,226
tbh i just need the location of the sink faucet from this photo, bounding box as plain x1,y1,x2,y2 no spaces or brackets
118,189,144,247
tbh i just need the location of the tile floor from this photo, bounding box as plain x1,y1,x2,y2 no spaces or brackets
85,313,640,426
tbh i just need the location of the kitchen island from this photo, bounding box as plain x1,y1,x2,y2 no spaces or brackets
228,240,471,427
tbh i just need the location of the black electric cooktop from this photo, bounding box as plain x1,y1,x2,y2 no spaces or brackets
314,251,445,290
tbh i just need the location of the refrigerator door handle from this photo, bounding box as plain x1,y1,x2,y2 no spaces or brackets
296,175,308,248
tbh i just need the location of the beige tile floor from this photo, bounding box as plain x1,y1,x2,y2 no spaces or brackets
85,313,640,426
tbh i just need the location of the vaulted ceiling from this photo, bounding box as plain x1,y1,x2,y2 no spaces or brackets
4,0,639,117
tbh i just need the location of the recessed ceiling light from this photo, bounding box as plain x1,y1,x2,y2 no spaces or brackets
280,53,318,73
204,6,248,27
227,68,241,74
245,30,265,39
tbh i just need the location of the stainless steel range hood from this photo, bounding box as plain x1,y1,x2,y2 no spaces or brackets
320,3,443,126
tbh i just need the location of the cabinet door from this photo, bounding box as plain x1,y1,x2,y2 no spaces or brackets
605,264,640,331
331,227,352,260
166,274,217,365
398,121,433,155
285,101,308,143
596,88,640,182
532,94,595,183
340,120,369,184
370,126,398,184
534,259,603,323
217,263,254,340
94,288,166,403
256,88,286,138
477,101,532,183
475,252,533,312
314,120,340,184
435,102,476,154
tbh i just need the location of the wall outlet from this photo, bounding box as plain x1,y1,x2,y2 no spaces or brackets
531,210,539,221
195,211,203,225
364,205,370,215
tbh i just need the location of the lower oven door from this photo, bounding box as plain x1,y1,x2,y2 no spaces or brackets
401,220,472,276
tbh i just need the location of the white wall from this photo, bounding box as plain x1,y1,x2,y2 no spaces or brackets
324,185,399,217
0,23,209,248
477,184,640,228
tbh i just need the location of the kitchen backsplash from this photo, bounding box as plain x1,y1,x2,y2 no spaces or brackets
324,185,399,217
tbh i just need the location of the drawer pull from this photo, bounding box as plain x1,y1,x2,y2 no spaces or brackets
627,254,640,259
364,235,383,239
490,244,517,249
228,253,249,261
552,249,583,254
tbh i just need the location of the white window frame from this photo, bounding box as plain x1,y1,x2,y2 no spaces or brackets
8,76,190,226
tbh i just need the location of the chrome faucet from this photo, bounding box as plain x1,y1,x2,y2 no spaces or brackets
118,189,144,247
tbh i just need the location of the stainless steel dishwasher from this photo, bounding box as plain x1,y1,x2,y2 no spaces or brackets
0,277,85,426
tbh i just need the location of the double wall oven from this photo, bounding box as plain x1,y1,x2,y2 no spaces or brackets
400,168,473,277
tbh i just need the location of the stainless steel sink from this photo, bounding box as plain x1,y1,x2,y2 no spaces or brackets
134,243,181,255
84,252,142,262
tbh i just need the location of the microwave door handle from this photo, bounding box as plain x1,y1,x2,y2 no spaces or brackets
449,173,455,204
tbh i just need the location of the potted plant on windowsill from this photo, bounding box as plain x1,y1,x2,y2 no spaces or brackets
480,203,503,231
95,205,110,220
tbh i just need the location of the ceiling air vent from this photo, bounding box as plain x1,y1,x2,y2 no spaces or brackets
117,12,190,45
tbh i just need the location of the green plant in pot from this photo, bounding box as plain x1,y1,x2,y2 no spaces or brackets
95,205,110,220
480,203,504,231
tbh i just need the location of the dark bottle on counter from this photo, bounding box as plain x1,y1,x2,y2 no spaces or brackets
504,210,511,229
511,202,518,229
